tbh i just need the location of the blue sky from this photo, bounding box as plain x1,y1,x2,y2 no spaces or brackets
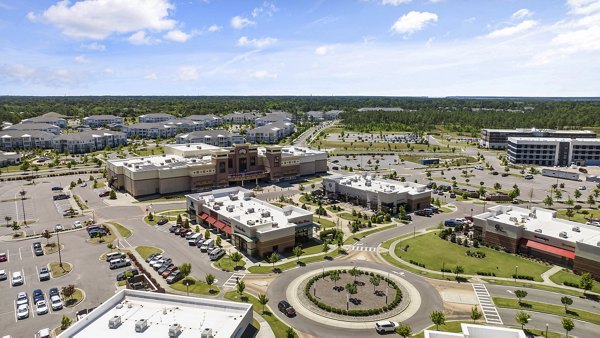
0,0,599,96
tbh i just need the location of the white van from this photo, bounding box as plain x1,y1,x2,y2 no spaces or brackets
209,248,225,261
200,239,214,252
106,252,126,262
187,233,202,246
109,258,131,269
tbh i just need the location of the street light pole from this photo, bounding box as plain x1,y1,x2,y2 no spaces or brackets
56,227,63,268
545,323,548,337
20,189,27,227
514,265,518,284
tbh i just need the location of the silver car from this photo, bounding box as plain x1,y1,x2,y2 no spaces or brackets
17,304,29,319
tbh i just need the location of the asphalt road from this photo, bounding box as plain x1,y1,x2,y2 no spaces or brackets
498,308,597,337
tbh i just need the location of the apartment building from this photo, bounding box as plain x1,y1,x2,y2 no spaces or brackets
3,123,61,135
0,130,55,150
82,115,123,127
0,152,21,167
246,122,295,144
176,130,244,147
122,123,178,139
255,112,293,127
473,205,600,279
480,128,596,149
107,143,327,197
322,174,432,213
187,114,223,127
223,112,257,124
164,119,205,132
507,137,600,166
21,114,67,128
138,113,175,123
53,130,127,154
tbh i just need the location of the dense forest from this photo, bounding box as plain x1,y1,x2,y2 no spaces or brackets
1,96,599,133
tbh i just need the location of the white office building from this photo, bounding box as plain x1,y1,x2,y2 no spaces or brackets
507,137,600,166
480,128,595,149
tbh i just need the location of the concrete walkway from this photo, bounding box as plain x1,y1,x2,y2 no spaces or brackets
540,265,563,284
254,311,276,338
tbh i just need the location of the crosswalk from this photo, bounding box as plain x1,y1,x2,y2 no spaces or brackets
222,272,246,288
472,284,503,325
350,243,378,252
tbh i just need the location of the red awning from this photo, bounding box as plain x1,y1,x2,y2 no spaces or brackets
206,216,216,224
214,220,226,230
524,240,575,259
199,213,209,220
223,225,232,235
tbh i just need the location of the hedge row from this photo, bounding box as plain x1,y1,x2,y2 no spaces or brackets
512,274,534,281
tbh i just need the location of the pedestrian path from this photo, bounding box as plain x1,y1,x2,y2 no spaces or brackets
223,272,246,288
472,283,503,325
350,244,378,252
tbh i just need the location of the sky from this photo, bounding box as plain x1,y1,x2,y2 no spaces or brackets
0,0,599,96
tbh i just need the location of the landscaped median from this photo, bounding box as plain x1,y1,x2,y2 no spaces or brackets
248,250,340,274
49,262,72,278
224,291,297,338
135,246,163,260
344,224,396,245
482,279,583,297
214,255,246,272
107,222,132,238
493,297,600,325
169,277,219,295
549,269,600,294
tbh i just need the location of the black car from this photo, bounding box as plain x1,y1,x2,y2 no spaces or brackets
491,171,499,175
49,288,59,298
51,187,63,191
157,218,169,225
401,215,412,221
278,300,296,317
116,269,139,281
53,194,70,201
501,173,509,177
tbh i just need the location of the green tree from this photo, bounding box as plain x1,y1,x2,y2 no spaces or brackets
565,208,575,221
574,189,582,200
349,267,360,282
515,311,530,330
268,252,280,270
229,252,243,270
292,246,304,262
562,317,575,338
286,326,295,338
106,243,114,252
41,229,53,246
369,275,381,293
236,279,246,296
453,265,464,279
561,296,573,312
4,216,11,227
322,242,330,253
62,284,75,301
330,270,341,288
216,236,222,247
204,229,211,239
514,290,528,305
109,190,117,200
579,273,594,295
470,306,482,323
543,195,554,208
61,314,73,330
179,263,192,277
205,273,215,287
587,194,595,208
258,294,269,314
395,324,412,338
176,214,183,225
430,310,446,331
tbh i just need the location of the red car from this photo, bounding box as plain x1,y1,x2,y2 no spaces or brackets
162,266,176,278
0,253,7,262
98,191,110,197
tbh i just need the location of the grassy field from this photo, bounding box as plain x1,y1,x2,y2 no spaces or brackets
49,262,72,278
344,224,397,245
214,256,247,272
393,232,550,280
135,246,163,260
381,252,447,279
381,233,415,250
43,243,63,255
65,289,84,307
549,269,600,294
224,291,297,338
170,277,220,295
315,218,336,228
258,239,325,263
494,297,600,325
555,209,596,224
107,222,132,238
483,278,583,297
143,215,158,225
249,250,340,274
159,209,189,219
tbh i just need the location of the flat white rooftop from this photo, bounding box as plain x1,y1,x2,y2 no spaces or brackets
485,205,600,246
425,323,526,338
58,290,252,338
109,154,213,171
164,143,222,153
335,174,428,195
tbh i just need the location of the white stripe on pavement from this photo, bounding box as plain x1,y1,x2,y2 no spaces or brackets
472,283,503,325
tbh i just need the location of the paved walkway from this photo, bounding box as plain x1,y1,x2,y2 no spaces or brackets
254,311,276,338
540,265,563,284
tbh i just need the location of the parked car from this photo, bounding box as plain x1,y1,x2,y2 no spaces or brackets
12,271,24,286
400,214,412,221
375,320,399,334
49,288,59,298
157,218,169,225
17,304,29,320
148,255,163,266
449,193,456,198
178,228,188,237
153,258,172,270
145,253,160,263
444,219,464,227
50,295,63,311
53,194,69,201
80,182,87,187
33,289,44,303
98,191,110,197
0,252,7,262
278,300,296,317
0,269,6,281
116,268,139,281
109,258,131,269
36,300,49,315
158,263,174,274
491,171,499,175
73,221,82,228
332,166,339,170
579,168,588,173
55,224,63,231
162,266,177,278
51,187,63,191
36,328,51,338
169,225,179,233
501,173,509,177
524,174,534,180
16,292,28,306
39,267,50,281
63,209,76,216
166,271,182,284
579,186,587,190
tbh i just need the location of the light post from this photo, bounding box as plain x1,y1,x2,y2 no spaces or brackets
442,261,445,278
20,189,27,227
483,200,487,212
56,226,63,268
545,323,548,337
413,224,415,239
514,265,518,284
470,208,473,218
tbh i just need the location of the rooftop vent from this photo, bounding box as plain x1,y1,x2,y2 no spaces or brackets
201,328,214,338
214,205,220,210
135,319,148,332
272,222,278,228
247,220,255,225
559,231,568,238
108,315,122,329
261,211,271,218
247,208,255,213
168,324,182,337
572,226,580,232
229,194,239,201
226,205,234,212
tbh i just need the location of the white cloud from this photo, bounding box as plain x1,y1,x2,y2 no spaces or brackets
237,36,278,48
486,20,538,38
231,16,255,29
380,0,411,6
144,72,158,80
27,0,176,40
163,29,193,42
207,24,222,32
102,68,114,76
128,31,156,45
80,42,106,51
0,64,35,82
250,70,277,79
177,66,199,81
251,1,278,18
315,45,335,55
391,11,438,35
74,55,91,64
567,0,600,15
0,63,85,86
512,9,534,19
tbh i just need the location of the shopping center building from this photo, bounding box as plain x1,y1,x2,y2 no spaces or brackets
473,205,600,279
187,187,315,257
107,143,327,197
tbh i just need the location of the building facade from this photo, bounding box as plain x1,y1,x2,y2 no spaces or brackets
473,205,600,279
480,128,596,149
187,114,224,127
0,130,55,150
507,137,600,166
176,130,244,147
246,122,295,144
322,174,432,213
138,113,175,123
4,123,61,135
255,112,293,127
53,131,127,154
21,115,67,128
122,123,178,139
187,187,315,257
0,152,21,167
82,115,123,127
223,112,257,124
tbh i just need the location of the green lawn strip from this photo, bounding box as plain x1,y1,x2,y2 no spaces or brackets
439,207,453,213
49,262,72,278
94,181,107,188
214,256,247,272
158,209,189,218
73,195,88,210
249,250,340,274
87,229,116,244
482,278,583,297
344,224,397,245
493,297,600,325
380,252,447,280
223,291,297,338
381,233,414,250
107,222,132,238
258,239,325,262
64,289,84,307
393,232,550,281
143,215,157,225
298,195,319,206
548,270,600,294
135,246,163,260
555,209,595,224
169,277,220,295
269,202,286,208
315,218,336,228
326,206,343,214
100,249,131,261
132,195,187,203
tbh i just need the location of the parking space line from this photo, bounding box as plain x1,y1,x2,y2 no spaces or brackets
19,247,22,260
14,300,17,323
30,246,34,258
6,248,9,263
35,266,39,282
9,270,12,288
22,268,26,287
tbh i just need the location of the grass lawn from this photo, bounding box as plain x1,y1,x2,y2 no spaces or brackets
133,195,187,203
87,230,116,245
117,280,126,287
249,250,340,274
143,215,158,225
483,278,583,297
380,252,447,280
107,222,132,238
158,209,189,218
394,232,550,280
170,277,219,295
381,233,415,250
49,262,72,278
315,218,336,228
65,289,84,307
344,224,397,245
214,256,246,272
224,291,297,338
94,181,106,188
556,209,596,224
43,243,63,255
298,195,319,206
549,269,600,294
135,246,163,260
493,297,600,325
326,206,343,214
258,239,325,262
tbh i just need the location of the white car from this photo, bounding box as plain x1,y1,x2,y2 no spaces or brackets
16,292,28,306
50,295,63,311
36,329,50,338
148,255,163,266
80,182,87,187
579,186,587,190
55,224,63,231
11,271,23,286
16,304,29,320
73,220,82,228
375,320,399,334
36,300,49,315
0,269,6,281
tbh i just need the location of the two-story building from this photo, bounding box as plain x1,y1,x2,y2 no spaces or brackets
82,115,124,128
53,130,127,154
138,113,176,123
176,130,244,147
246,122,295,144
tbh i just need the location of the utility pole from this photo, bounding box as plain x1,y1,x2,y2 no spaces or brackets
20,189,27,227
56,227,63,268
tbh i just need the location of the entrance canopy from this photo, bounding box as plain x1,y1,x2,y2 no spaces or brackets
523,240,575,259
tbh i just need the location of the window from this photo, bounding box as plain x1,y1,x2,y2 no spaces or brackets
219,162,226,173
274,156,280,167
250,156,256,166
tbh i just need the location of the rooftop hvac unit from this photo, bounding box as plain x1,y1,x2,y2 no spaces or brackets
261,211,271,217
168,324,182,337
247,220,255,225
559,231,568,238
135,319,148,332
229,194,239,200
226,205,234,212
272,222,278,228
248,208,255,213
509,217,518,222
216,201,224,206
572,226,581,232
214,205,220,210
108,315,122,329
201,328,214,338
244,195,251,201
365,181,371,186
